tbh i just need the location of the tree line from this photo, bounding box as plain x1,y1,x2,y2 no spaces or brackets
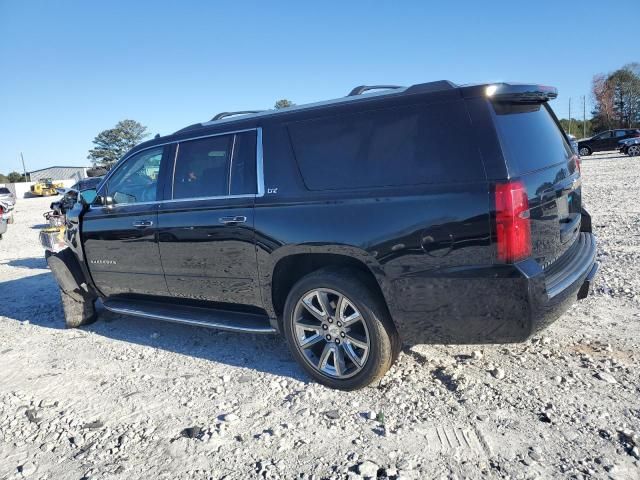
591,63,640,132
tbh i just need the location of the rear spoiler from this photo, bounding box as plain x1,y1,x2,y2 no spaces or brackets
461,83,558,103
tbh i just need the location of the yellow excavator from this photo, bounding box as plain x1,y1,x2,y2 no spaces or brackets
31,178,63,197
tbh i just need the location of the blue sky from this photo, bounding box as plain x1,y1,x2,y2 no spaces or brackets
0,0,636,173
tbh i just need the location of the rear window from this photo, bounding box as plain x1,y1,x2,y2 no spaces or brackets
491,103,573,175
288,101,484,190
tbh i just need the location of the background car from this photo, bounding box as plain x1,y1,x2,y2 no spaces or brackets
578,129,640,156
0,201,9,239
0,187,16,207
619,137,640,156
566,133,579,154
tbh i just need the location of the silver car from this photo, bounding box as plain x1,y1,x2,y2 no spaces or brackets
566,134,579,155
0,201,9,238
0,187,16,206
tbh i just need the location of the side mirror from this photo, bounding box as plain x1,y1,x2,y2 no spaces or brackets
98,195,115,210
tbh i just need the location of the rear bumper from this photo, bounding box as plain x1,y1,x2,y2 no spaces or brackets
390,232,598,345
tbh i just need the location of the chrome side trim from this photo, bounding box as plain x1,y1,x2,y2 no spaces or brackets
103,303,276,334
88,194,256,211
98,128,261,196
170,143,179,200
227,134,237,195
256,127,265,197
94,127,264,208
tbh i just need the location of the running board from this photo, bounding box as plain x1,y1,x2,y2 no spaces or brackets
102,298,276,334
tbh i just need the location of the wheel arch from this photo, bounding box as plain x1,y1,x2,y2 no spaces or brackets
264,248,397,328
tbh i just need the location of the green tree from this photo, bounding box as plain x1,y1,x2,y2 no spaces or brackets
559,118,593,138
87,119,149,167
0,173,8,183
274,99,295,109
7,171,26,182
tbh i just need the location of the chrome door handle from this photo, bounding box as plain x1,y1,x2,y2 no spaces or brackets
219,215,247,225
132,220,153,228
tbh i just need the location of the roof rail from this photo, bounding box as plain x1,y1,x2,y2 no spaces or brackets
211,110,266,121
348,85,404,96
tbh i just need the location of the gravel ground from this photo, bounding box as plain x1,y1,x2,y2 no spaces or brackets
0,151,639,480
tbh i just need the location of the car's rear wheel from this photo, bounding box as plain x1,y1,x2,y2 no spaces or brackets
283,268,400,390
628,145,640,157
579,146,591,156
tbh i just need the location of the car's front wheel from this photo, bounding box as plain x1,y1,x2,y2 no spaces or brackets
283,268,400,390
628,145,640,157
579,146,592,156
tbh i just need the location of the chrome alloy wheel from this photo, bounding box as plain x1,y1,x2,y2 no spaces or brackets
292,288,370,379
579,147,590,156
628,145,640,156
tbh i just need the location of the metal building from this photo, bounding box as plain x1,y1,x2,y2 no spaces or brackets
28,166,88,182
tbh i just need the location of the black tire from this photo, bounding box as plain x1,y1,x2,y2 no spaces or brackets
578,146,592,156
282,267,400,390
59,288,97,328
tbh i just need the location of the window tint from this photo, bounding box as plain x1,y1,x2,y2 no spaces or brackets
172,131,257,199
594,131,612,140
106,147,163,204
0,187,10,194
173,135,232,199
288,101,483,190
614,130,627,137
491,103,573,175
230,131,257,195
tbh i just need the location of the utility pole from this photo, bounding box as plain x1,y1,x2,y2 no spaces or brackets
582,96,586,138
20,152,28,182
568,97,572,135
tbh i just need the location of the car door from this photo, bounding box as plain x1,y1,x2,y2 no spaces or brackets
157,129,262,307
82,146,169,297
592,131,612,151
614,129,630,149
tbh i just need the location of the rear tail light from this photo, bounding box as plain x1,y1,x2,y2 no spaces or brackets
575,155,581,174
495,181,531,263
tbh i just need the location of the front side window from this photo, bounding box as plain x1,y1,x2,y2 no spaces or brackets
105,147,163,204
595,131,612,140
172,131,257,200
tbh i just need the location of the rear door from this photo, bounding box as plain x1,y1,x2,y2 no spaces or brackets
490,102,582,268
157,129,262,307
592,131,613,151
82,146,169,297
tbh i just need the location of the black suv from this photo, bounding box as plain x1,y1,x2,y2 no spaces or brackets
47,81,598,390
578,129,640,156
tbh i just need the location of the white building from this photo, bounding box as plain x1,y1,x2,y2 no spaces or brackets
28,166,88,182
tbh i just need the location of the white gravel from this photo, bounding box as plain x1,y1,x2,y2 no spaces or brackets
0,151,639,479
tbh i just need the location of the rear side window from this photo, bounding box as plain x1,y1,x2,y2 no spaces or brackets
288,101,484,190
172,130,257,199
491,103,573,175
0,188,10,194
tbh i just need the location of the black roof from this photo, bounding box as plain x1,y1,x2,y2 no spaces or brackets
125,80,556,160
